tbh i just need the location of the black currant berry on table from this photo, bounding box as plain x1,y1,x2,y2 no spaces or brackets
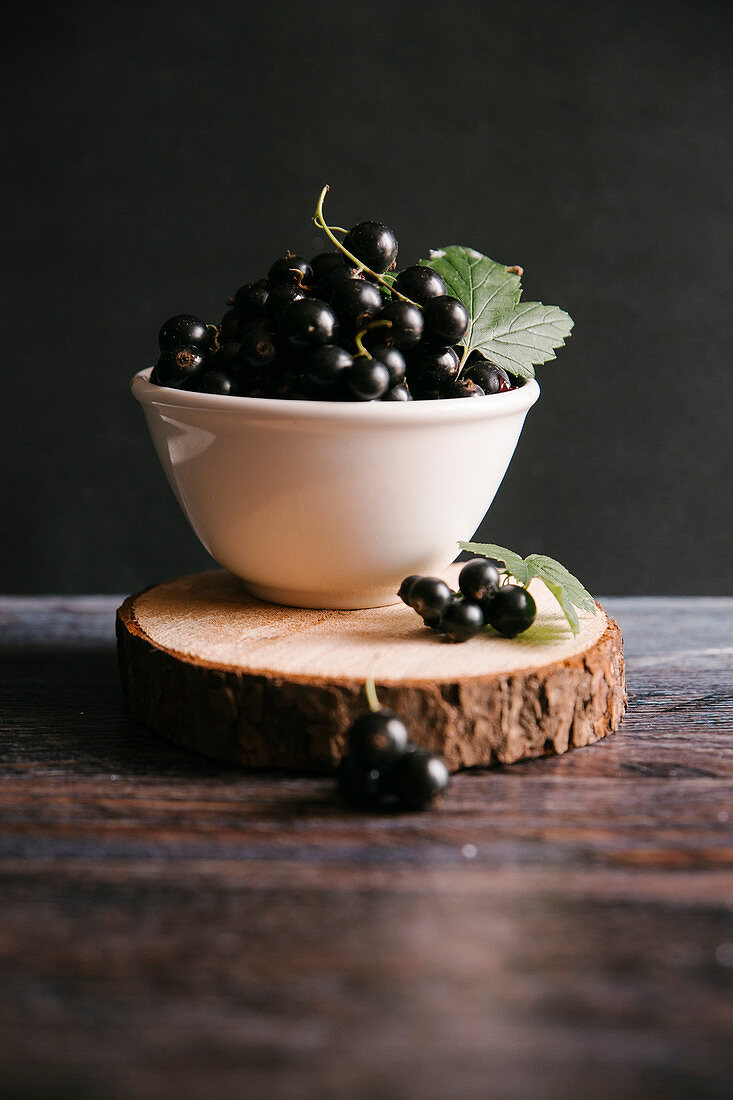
459,558,501,602
348,357,390,401
463,356,513,394
337,703,451,813
388,749,450,811
152,345,207,388
409,576,452,628
342,221,398,273
158,315,212,353
336,755,386,810
422,295,470,345
347,709,410,765
303,345,353,391
267,252,312,288
397,575,421,606
393,264,447,303
440,597,485,642
373,301,424,349
278,298,338,350
485,585,537,637
330,278,384,332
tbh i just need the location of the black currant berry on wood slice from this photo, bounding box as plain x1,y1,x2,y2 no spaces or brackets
117,567,626,772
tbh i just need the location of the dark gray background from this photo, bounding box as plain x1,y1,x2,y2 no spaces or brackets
3,0,731,595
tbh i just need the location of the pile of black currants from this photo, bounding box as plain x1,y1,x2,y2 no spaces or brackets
399,558,538,642
150,214,519,402
338,706,450,811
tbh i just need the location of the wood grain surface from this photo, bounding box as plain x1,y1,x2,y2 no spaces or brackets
1,596,732,1099
117,570,626,771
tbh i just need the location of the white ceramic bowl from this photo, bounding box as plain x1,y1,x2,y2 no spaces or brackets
132,368,539,609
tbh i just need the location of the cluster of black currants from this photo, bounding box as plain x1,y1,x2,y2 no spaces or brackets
151,218,518,401
337,707,450,812
399,558,538,642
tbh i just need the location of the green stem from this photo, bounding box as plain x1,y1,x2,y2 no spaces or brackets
365,659,381,713
313,186,416,304
353,330,372,359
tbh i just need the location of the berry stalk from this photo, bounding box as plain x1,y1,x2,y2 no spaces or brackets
313,186,416,305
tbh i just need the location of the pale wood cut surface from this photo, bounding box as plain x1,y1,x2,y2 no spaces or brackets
0,597,731,1098
132,567,607,679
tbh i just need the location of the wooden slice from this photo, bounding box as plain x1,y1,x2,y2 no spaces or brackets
116,569,626,772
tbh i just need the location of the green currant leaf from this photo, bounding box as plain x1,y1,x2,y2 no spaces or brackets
472,302,574,379
420,246,573,379
458,541,530,587
541,579,580,635
524,555,597,614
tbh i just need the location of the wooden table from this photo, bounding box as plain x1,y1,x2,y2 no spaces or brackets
1,596,731,1098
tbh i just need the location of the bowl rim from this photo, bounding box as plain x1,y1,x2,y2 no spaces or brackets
132,367,540,423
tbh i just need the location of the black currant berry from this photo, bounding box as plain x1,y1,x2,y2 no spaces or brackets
336,755,386,810
409,576,452,628
330,279,383,332
279,298,338,351
233,281,269,323
407,346,459,398
343,221,398,273
459,558,501,602
422,296,470,345
238,329,276,373
219,308,241,344
369,344,406,388
348,357,390,401
310,251,347,283
382,383,413,401
267,252,313,289
347,709,410,766
398,575,421,606
443,378,485,398
151,345,207,388
211,341,241,373
268,367,309,400
485,585,537,637
440,598,485,643
389,749,450,811
199,370,237,395
393,265,447,303
264,286,305,330
463,357,512,394
373,301,424,349
303,345,353,391
158,315,211,353
318,262,361,297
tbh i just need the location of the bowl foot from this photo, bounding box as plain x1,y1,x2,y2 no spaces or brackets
244,581,402,611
